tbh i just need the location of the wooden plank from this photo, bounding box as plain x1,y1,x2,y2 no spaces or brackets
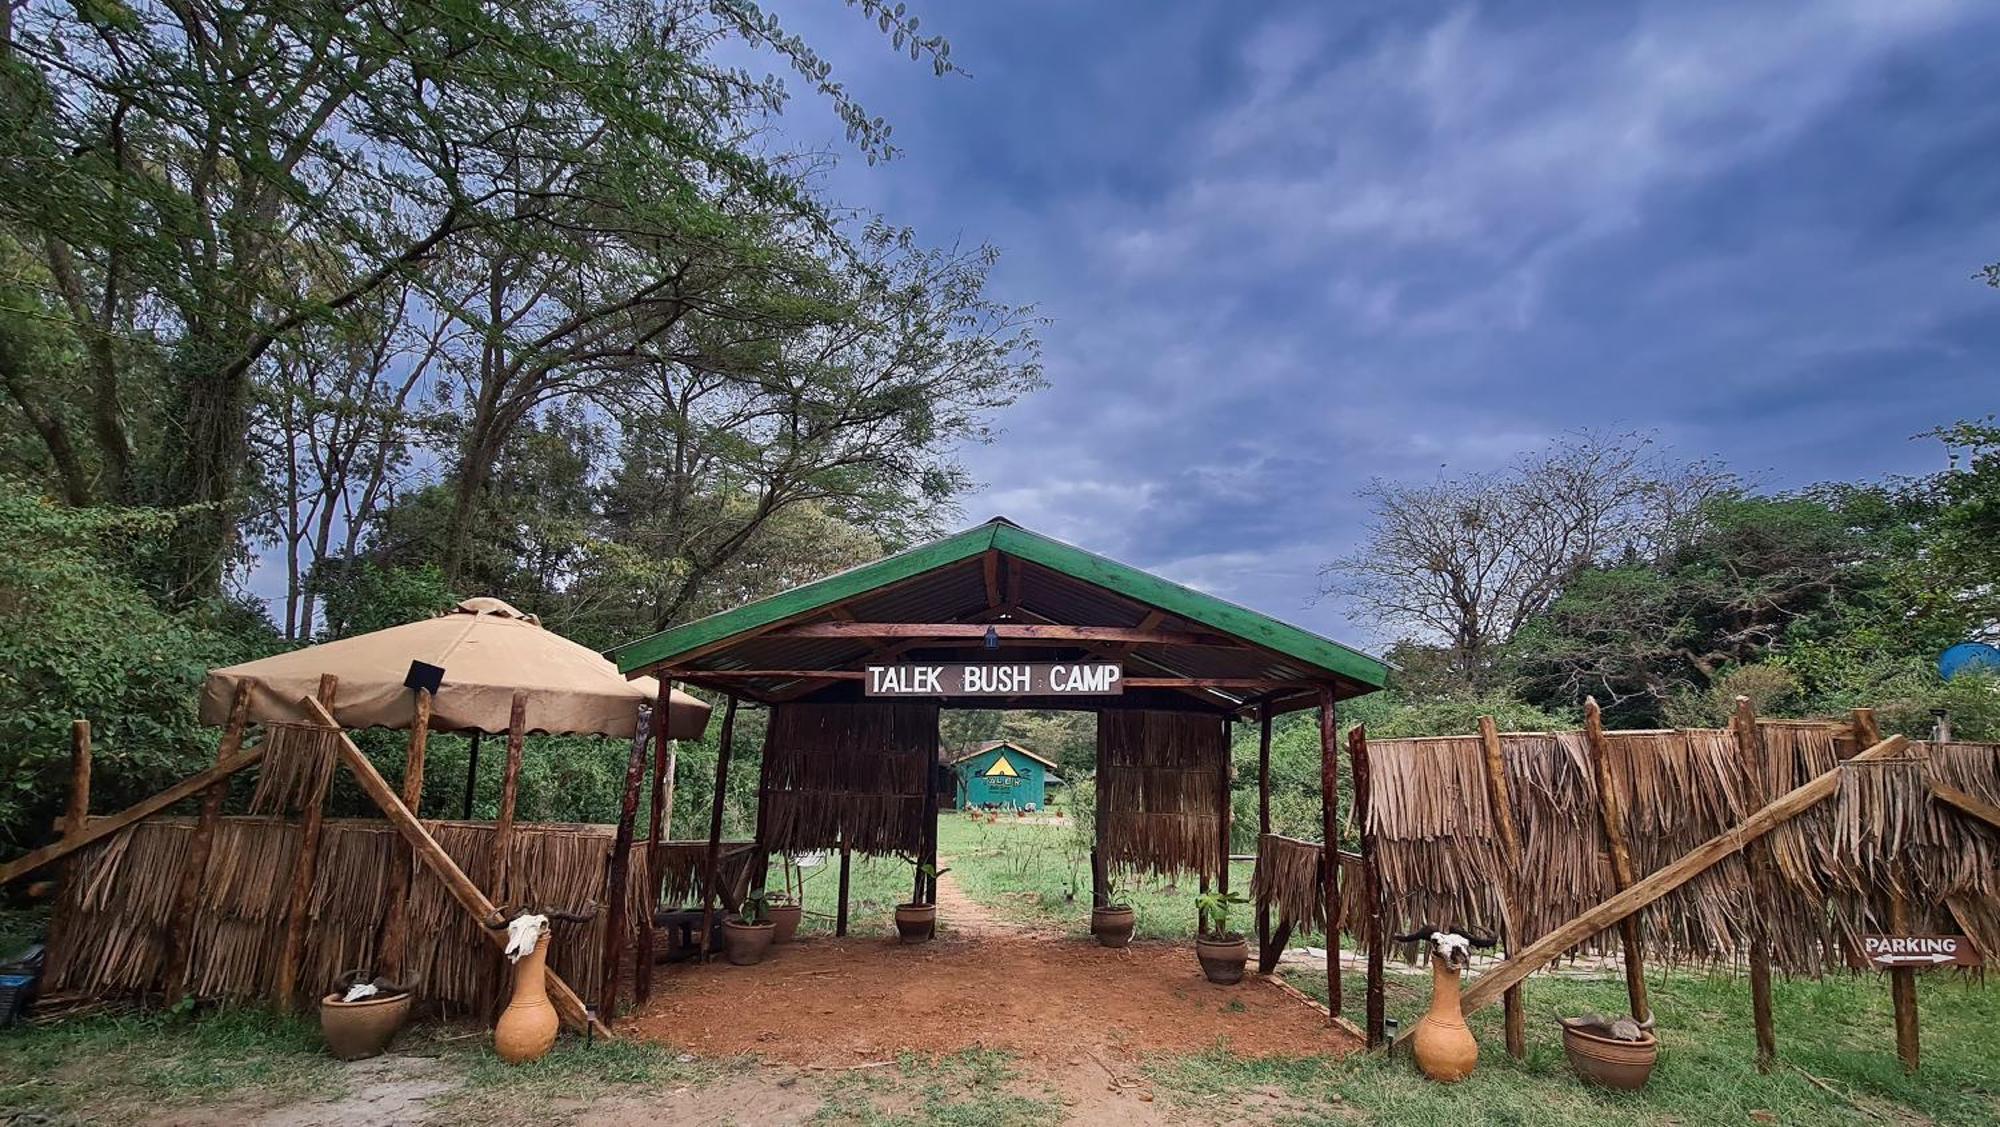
602,705,651,1019
1453,733,1912,1020
1319,686,1341,1020
489,692,527,907
1731,696,1778,1072
699,697,739,958
1931,781,2000,830
165,682,252,996
274,674,339,1009
1583,697,1649,1022
774,622,1238,647
374,687,433,983
300,698,607,1039
1477,715,1528,1060
1256,706,1274,973
982,549,1003,608
1348,724,1386,1049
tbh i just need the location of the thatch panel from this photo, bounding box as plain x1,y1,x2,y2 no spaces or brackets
1251,834,1325,932
653,842,758,907
1098,710,1226,879
1366,736,1505,947
760,702,937,856
248,724,338,816
1500,733,1606,949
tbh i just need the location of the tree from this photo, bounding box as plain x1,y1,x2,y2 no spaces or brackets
1323,432,1732,685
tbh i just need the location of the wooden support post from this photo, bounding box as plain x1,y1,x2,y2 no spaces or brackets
1256,706,1275,972
1854,708,1920,1073
1216,718,1232,900
922,735,941,915
275,675,339,1009
836,836,852,937
699,697,739,959
1093,717,1109,908
1731,696,1778,1072
601,702,652,1020
374,688,433,982
1583,697,1649,1022
301,698,608,1039
1449,733,1912,1024
1318,685,1341,1020
64,720,91,838
1347,724,1386,1048
753,704,774,901
490,692,527,907
637,692,672,1006
1476,715,1528,1059
462,731,482,819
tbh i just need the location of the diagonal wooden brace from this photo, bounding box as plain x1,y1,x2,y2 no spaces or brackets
302,697,611,1040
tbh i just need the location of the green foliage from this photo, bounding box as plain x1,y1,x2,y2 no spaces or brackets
1193,889,1247,939
0,489,268,847
310,562,457,642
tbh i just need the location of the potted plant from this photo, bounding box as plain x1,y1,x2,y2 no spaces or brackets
722,892,778,966
767,854,806,944
1193,891,1250,984
319,969,416,1060
895,860,948,944
1091,874,1136,948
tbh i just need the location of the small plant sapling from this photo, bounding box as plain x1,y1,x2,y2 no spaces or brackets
1194,890,1249,940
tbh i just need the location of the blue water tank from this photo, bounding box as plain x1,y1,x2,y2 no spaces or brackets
1938,642,2000,680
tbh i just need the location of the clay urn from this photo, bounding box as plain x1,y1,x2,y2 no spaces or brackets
494,928,559,1064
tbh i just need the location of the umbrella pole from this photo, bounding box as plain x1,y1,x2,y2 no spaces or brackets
463,730,482,820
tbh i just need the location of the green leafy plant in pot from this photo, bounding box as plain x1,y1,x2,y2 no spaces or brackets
1193,890,1250,984
723,892,778,966
896,859,949,944
767,853,809,944
1091,872,1136,948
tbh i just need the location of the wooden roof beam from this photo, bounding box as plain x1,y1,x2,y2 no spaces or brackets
772,622,1243,647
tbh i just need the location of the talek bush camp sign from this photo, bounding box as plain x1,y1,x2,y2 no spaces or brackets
864,662,1123,697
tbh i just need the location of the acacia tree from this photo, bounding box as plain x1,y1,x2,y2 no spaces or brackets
1323,432,1732,684
0,0,950,600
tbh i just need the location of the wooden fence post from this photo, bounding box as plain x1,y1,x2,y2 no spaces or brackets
1347,724,1386,1049
489,692,528,909
374,688,433,982
64,721,91,838
275,674,340,1009
637,692,672,1006
1216,719,1232,904
1583,697,1649,1022
1318,686,1342,1019
1731,697,1778,1072
602,701,652,1019
1477,715,1528,1059
1855,708,1920,1073
836,835,852,937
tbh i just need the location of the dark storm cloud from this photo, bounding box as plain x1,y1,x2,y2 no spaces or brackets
763,0,2000,647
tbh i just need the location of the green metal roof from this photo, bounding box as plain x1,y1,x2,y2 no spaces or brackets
606,518,1388,693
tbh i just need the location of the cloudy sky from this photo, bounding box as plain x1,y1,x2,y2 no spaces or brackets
763,0,2000,648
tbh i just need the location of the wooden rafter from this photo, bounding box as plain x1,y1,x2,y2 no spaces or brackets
771,622,1242,647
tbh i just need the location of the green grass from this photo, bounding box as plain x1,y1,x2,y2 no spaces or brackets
767,848,919,939
1147,965,2000,1126
810,1048,1065,1126
0,1006,344,1121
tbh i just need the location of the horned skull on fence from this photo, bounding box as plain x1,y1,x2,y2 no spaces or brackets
480,904,600,964
1391,922,1499,969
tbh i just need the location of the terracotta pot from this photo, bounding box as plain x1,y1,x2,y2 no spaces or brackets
1409,954,1477,1082
895,903,937,944
722,919,777,965
1562,1024,1659,1090
1091,906,1136,948
494,933,559,1065
319,990,411,1061
1196,935,1249,984
767,902,803,944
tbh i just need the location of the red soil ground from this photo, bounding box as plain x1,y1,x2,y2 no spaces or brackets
624,892,1359,1067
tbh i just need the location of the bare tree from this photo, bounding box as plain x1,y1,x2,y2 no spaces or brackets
1322,432,1734,681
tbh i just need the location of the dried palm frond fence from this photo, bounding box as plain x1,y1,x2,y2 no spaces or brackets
0,694,778,1038
1322,700,1999,1073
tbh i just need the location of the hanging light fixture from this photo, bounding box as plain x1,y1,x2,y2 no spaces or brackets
984,625,1000,650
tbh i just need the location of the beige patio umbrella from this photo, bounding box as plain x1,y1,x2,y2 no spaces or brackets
201,597,710,739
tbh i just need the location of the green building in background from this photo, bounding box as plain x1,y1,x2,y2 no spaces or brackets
951,740,1063,810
